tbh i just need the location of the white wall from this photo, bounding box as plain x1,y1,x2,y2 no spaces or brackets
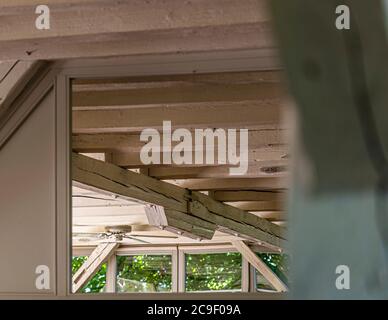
0,89,56,294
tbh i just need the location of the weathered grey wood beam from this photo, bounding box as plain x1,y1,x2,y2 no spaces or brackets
72,130,287,153
72,152,286,249
72,152,188,212
72,83,281,109
169,177,287,191
72,102,282,133
212,190,285,202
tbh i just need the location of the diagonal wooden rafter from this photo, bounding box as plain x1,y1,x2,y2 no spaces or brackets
0,60,44,123
72,242,119,293
232,240,288,292
72,152,286,250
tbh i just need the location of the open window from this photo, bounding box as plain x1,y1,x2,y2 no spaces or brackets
70,69,289,296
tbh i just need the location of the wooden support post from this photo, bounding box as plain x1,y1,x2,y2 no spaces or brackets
232,240,288,292
241,257,250,292
105,254,117,293
72,242,119,293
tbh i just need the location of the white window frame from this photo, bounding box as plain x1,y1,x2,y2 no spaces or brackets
61,51,284,299
73,244,254,294
178,244,250,293
114,246,178,293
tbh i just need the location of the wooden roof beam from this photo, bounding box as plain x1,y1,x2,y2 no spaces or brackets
72,102,282,134
72,152,286,250
72,129,288,153
168,177,287,191
211,190,285,202
0,0,276,61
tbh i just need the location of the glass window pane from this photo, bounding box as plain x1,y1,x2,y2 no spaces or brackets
72,256,107,293
185,252,242,292
116,255,172,293
255,253,289,292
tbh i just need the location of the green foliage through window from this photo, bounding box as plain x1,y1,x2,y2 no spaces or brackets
71,252,290,294
256,253,289,291
116,255,172,293
185,252,242,292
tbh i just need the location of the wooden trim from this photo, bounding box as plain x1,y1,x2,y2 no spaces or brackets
56,73,72,297
178,244,237,254
75,242,282,254
178,249,186,293
242,258,250,292
0,61,47,125
116,247,177,255
249,265,257,293
172,249,179,293
0,63,54,150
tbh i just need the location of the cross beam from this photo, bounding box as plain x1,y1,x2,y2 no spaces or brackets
72,152,286,250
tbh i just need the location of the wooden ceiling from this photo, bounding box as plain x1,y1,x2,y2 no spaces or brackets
72,70,289,248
